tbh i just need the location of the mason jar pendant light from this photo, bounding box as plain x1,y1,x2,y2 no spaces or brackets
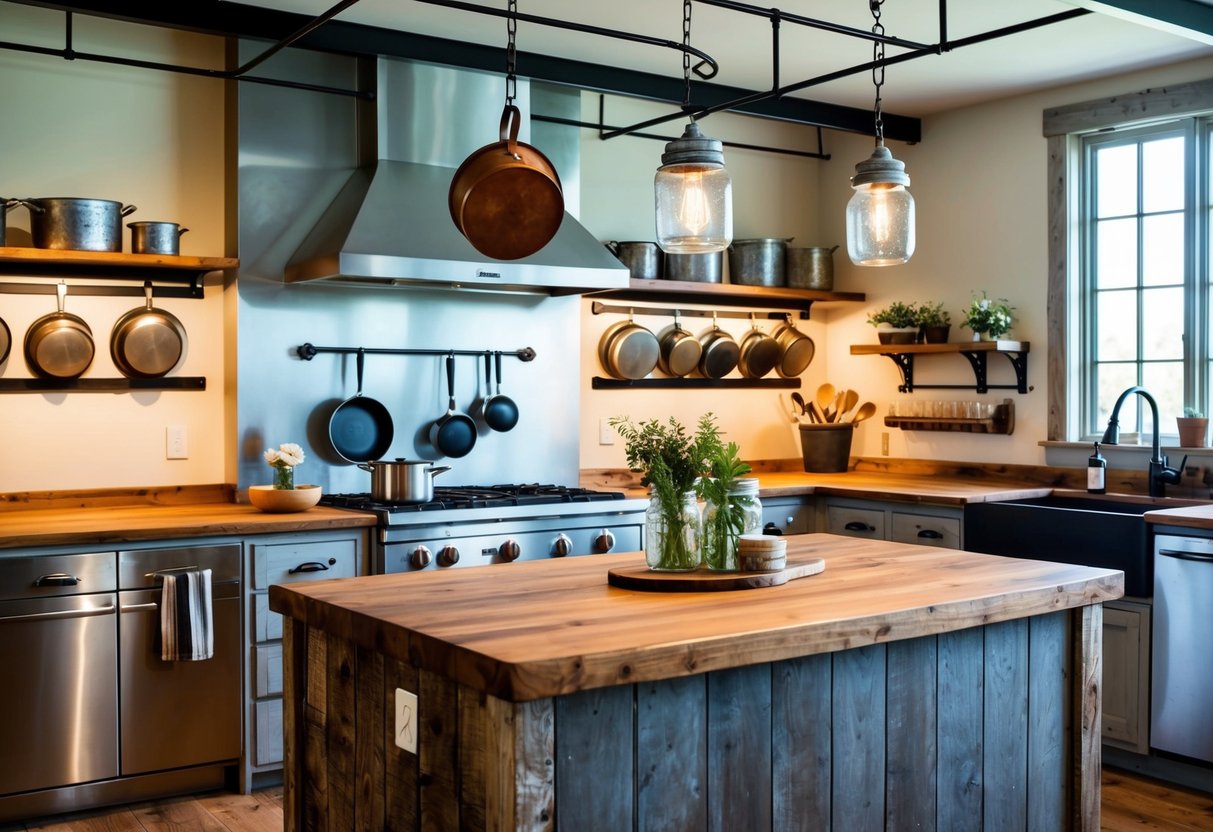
846,0,915,267
655,0,732,254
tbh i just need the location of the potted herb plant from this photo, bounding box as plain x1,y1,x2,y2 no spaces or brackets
1177,407,1208,448
610,414,719,571
697,427,758,571
960,292,1014,341
867,301,919,344
914,301,951,344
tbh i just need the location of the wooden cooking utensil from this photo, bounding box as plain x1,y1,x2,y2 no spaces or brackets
852,401,877,424
838,389,859,422
815,383,835,417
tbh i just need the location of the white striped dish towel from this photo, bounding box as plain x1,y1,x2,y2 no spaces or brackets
160,568,214,662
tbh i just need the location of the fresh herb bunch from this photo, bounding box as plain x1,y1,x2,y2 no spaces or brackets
866,301,918,328
698,434,754,570
913,301,951,328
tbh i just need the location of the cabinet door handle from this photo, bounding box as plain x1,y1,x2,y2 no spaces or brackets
34,573,80,587
0,603,115,624
289,558,337,574
917,529,944,539
762,522,784,536
844,521,874,532
1158,548,1213,564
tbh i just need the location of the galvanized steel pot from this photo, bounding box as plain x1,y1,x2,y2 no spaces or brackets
25,198,137,252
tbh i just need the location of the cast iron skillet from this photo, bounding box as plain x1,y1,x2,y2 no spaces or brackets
483,351,519,432
328,349,394,463
429,353,477,458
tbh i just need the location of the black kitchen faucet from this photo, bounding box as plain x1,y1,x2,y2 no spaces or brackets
1100,385,1184,497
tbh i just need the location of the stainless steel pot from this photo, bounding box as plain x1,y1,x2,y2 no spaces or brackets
606,241,661,280
737,316,781,379
786,245,838,291
773,315,816,377
698,315,739,379
656,311,701,377
598,315,659,380
728,238,791,287
664,251,722,283
358,458,451,503
128,221,189,255
109,282,187,378
24,281,94,379
25,198,137,252
0,198,21,247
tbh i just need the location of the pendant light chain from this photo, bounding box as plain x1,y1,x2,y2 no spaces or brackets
505,0,518,106
870,0,885,144
682,0,693,114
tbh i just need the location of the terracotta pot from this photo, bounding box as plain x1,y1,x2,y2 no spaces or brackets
1177,417,1207,448
448,104,564,261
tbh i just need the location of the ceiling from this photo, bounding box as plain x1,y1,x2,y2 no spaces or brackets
227,0,1213,116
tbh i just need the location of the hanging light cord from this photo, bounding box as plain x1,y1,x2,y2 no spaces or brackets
506,0,518,106
682,0,693,117
870,0,885,145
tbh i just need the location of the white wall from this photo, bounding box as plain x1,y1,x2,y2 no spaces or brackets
0,6,226,491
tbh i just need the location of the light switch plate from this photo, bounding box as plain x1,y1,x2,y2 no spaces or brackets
599,417,615,445
395,688,417,755
166,424,188,459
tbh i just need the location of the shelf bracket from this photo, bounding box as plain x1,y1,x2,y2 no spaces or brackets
958,348,1029,394
881,353,915,393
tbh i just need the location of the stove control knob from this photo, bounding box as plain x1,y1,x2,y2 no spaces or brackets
499,539,521,562
552,534,572,558
438,545,460,567
409,545,432,569
593,529,616,553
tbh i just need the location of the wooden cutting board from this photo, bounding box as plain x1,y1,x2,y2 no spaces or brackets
607,557,825,592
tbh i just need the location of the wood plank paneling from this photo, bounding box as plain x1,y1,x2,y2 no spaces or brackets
772,654,831,832
353,646,385,832
708,665,772,831
301,626,328,832
832,644,885,830
1075,604,1103,832
984,619,1029,831
325,634,356,832
384,658,419,832
937,627,984,831
636,677,707,831
1028,612,1067,831
555,686,633,830
512,699,556,831
886,637,937,830
419,670,459,832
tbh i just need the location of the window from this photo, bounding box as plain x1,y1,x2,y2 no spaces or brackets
1080,121,1196,439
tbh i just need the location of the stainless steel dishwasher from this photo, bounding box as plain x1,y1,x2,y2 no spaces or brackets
1152,533,1213,763
118,545,241,775
0,552,119,795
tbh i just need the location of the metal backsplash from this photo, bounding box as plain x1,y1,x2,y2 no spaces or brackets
234,47,583,494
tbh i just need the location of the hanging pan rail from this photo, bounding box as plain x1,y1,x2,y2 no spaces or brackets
296,344,537,362
592,302,799,321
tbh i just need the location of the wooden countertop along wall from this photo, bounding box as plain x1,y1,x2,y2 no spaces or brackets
269,534,1122,703
0,484,375,550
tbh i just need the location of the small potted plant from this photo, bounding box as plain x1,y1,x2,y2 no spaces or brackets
867,301,919,344
914,301,951,344
960,292,1014,341
1177,407,1208,448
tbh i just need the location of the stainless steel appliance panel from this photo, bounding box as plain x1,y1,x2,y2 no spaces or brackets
1151,533,1213,762
117,546,241,776
0,551,119,795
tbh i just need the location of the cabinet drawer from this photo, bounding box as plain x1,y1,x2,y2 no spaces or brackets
827,506,885,539
253,699,283,767
255,643,283,697
253,593,283,642
252,538,357,590
890,512,961,549
761,499,814,536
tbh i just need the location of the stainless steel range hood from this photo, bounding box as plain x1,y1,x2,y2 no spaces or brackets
285,59,628,294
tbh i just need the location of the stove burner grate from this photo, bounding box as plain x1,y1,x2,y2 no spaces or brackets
320,483,626,513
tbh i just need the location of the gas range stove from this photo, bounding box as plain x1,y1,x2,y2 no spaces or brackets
320,484,648,573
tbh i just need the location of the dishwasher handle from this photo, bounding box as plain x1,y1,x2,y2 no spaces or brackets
0,603,116,624
1158,547,1213,564
34,572,80,587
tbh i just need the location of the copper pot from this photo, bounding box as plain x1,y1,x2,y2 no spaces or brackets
448,105,564,261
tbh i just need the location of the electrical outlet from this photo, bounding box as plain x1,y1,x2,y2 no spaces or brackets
166,424,188,459
395,688,417,755
881,431,890,456
599,417,616,446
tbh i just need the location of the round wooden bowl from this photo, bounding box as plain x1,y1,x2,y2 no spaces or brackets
248,484,322,513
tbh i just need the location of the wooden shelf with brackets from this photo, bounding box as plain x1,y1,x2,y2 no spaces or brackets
850,340,1031,394
593,278,864,318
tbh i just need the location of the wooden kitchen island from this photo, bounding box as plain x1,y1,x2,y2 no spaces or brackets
269,534,1122,831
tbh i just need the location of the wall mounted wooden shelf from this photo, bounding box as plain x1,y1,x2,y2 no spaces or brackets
0,247,239,298
592,377,800,390
850,340,1031,394
593,278,864,318
884,399,1015,435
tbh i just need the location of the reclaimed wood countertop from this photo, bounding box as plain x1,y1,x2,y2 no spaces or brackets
269,533,1123,702
1145,503,1213,531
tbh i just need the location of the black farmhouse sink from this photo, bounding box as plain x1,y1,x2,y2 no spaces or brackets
964,496,1155,596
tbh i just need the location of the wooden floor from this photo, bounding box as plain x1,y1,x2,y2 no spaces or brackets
1,769,1210,830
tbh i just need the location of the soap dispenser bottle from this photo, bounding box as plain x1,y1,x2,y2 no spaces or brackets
1088,442,1107,494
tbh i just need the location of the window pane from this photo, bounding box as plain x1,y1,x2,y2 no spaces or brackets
1096,218,1138,289
1096,364,1141,432
1142,213,1184,286
1096,143,1138,218
1142,136,1184,213
1142,362,1184,430
1142,287,1184,360
1096,290,1137,361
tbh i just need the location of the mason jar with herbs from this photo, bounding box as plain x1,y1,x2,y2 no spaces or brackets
645,489,702,571
702,477,762,571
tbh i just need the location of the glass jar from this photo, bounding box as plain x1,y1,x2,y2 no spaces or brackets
702,478,763,571
645,490,701,571
272,464,295,491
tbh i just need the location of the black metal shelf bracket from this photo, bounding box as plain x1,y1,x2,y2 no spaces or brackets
881,353,915,394
592,376,800,390
0,377,206,393
296,343,537,362
880,349,1030,394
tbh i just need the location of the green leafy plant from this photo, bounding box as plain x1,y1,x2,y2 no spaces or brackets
913,301,951,328
1183,406,1204,418
960,291,1014,337
866,301,918,328
697,434,754,571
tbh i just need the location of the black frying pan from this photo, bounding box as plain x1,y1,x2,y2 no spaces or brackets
429,353,476,458
328,349,394,464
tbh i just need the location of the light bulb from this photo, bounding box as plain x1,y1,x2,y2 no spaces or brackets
655,122,733,254
846,144,915,267
678,170,710,235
